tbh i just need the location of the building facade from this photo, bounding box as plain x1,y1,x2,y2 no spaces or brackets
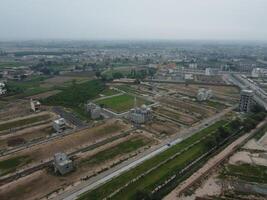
30,99,41,112
86,102,101,119
53,152,73,175
239,90,254,112
53,118,66,133
196,88,213,101
129,105,152,125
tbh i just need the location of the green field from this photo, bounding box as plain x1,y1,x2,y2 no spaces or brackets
221,164,267,184
6,76,52,98
99,88,120,97
206,100,227,110
95,94,151,113
78,120,228,200
43,80,105,119
81,136,150,166
0,62,25,68
0,114,51,132
0,156,32,176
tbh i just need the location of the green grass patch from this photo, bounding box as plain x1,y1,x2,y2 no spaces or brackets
78,120,228,200
206,100,227,109
0,156,32,176
81,137,150,166
0,62,25,68
6,76,52,98
0,114,51,132
221,164,267,184
95,94,151,113
100,88,120,96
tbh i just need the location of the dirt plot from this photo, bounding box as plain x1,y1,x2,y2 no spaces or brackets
40,76,92,88
153,106,198,126
0,119,131,173
157,96,216,118
162,84,240,104
26,90,61,100
0,134,154,200
144,118,180,136
0,124,54,150
0,112,53,134
0,100,32,121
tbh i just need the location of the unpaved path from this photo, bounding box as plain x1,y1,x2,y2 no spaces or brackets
164,118,267,200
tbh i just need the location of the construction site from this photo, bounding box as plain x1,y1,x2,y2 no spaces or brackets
0,74,244,200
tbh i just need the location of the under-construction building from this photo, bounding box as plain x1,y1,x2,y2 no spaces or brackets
30,99,41,112
196,88,213,101
129,105,152,125
239,90,254,112
86,102,101,119
53,152,73,175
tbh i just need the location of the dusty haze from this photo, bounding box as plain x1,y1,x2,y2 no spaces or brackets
0,0,266,41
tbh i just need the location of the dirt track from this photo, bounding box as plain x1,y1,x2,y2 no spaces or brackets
164,119,267,200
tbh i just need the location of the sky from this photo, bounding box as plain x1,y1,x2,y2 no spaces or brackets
0,0,267,41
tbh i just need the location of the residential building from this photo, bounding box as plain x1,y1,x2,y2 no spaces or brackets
53,118,66,133
197,88,213,101
0,82,7,95
53,152,73,175
30,99,41,112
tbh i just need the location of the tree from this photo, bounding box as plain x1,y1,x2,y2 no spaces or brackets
218,126,230,139
134,190,152,200
112,72,124,79
95,71,101,78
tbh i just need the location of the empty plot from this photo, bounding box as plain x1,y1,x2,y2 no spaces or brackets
0,114,51,133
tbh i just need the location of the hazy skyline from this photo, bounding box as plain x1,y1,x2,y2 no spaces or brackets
0,0,267,41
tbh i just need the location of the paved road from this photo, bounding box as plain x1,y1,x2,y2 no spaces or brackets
53,106,235,200
228,74,267,110
164,118,267,200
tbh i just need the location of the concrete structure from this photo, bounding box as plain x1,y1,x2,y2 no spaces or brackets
129,104,152,125
196,88,213,101
86,102,101,119
251,68,267,78
53,118,66,133
205,68,219,76
184,74,194,80
0,82,6,95
189,63,198,69
53,152,73,175
239,89,254,112
30,99,41,112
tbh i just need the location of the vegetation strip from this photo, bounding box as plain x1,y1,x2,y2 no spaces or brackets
78,120,228,200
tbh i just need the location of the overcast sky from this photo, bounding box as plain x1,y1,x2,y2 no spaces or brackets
0,0,266,41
